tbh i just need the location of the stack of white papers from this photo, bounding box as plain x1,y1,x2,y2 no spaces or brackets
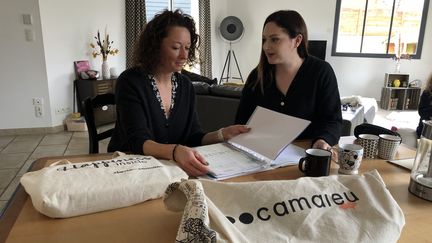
195,143,305,180
196,106,310,180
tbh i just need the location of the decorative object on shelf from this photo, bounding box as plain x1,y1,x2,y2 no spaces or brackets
109,67,118,78
101,60,110,79
392,33,411,73
409,79,421,87
73,60,91,79
80,70,100,80
90,27,119,79
390,98,398,110
393,79,401,87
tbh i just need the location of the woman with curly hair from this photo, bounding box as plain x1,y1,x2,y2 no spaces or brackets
108,10,249,176
416,74,432,137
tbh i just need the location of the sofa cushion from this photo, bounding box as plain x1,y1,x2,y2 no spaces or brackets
210,85,243,98
192,82,211,95
182,69,217,85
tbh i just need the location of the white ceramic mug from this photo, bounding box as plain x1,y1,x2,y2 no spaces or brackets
337,144,364,174
358,134,379,159
378,134,402,160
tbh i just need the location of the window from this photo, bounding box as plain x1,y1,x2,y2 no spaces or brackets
332,0,429,59
146,0,196,21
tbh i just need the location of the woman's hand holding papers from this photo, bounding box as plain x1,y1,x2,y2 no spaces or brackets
202,125,251,145
174,145,209,177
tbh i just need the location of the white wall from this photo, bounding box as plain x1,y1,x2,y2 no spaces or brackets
210,0,432,99
210,0,228,81
0,0,51,129
0,0,125,129
39,0,125,126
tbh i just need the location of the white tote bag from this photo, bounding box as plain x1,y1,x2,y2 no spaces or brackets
21,153,187,218
164,170,405,243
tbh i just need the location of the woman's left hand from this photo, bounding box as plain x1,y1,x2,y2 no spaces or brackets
221,125,251,140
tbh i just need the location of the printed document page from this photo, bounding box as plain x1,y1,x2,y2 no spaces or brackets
194,143,265,179
229,106,310,160
196,143,305,180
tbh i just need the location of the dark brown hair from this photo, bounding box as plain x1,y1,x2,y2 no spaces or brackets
254,10,309,92
425,74,432,93
132,9,199,73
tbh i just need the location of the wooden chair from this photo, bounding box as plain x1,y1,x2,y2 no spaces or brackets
82,93,116,154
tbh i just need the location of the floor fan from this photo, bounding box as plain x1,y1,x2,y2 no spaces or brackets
219,16,244,84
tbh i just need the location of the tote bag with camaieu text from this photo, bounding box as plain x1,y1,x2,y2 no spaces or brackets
164,170,404,243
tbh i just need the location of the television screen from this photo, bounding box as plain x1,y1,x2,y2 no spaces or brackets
308,40,327,60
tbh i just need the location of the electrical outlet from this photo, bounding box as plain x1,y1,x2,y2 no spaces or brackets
33,97,43,105
34,105,43,117
55,106,71,115
62,107,71,113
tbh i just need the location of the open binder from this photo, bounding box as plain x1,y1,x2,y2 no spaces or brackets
196,106,311,180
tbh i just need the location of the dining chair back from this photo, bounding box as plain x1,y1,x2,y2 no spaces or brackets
82,93,116,153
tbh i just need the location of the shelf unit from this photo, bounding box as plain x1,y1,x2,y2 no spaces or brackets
380,87,421,110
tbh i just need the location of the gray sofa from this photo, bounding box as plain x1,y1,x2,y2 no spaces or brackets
193,82,242,132
192,82,370,136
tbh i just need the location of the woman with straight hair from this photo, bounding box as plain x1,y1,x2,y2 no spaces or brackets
235,10,342,150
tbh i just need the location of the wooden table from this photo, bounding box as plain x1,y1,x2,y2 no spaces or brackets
0,142,430,243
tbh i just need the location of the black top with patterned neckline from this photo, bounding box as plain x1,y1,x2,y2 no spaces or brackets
148,74,178,119
108,67,205,154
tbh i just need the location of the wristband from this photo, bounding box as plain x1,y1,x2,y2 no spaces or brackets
217,128,224,142
172,144,180,161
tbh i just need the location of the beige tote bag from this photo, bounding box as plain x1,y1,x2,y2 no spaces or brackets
164,170,404,242
21,153,188,218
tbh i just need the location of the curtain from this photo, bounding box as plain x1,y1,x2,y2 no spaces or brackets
125,0,146,69
199,0,212,79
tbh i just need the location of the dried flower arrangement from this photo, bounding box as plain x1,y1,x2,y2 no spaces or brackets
90,28,119,61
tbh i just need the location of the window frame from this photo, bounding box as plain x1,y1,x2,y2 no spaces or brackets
331,0,429,59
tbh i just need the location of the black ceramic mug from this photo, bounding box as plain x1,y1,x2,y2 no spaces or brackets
298,148,332,177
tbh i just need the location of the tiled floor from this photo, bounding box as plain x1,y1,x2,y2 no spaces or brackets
0,131,110,215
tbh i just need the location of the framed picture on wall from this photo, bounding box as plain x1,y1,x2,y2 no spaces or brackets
73,60,91,80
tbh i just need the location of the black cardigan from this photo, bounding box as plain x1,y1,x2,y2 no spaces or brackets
416,90,432,137
108,68,205,154
235,56,342,146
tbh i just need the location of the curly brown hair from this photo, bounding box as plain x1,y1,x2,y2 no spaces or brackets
132,9,200,73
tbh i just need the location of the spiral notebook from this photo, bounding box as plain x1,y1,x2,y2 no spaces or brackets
196,106,310,180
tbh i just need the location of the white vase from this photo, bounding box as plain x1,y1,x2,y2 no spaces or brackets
394,59,401,73
102,60,110,79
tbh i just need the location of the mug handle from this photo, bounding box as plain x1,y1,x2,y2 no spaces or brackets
298,157,307,172
328,147,339,164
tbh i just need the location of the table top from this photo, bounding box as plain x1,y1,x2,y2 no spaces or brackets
0,141,430,243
